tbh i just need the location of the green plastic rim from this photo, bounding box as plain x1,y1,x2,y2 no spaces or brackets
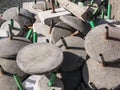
107,4,112,19
13,74,24,90
89,21,95,28
26,29,33,39
101,10,105,19
48,72,57,87
33,32,38,43
55,1,59,7
90,0,94,6
10,19,14,28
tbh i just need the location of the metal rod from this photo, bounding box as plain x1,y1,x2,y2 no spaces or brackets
90,0,94,6
51,0,56,13
46,39,50,43
61,37,68,49
10,19,14,28
33,32,38,43
101,10,105,19
105,26,109,39
107,4,112,20
90,82,98,90
8,24,13,40
18,5,21,15
89,20,95,28
34,0,37,4
99,53,107,66
13,74,24,90
48,72,56,87
49,19,54,34
26,29,33,39
0,65,5,75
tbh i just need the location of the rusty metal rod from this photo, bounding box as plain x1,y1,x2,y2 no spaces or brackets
105,26,109,39
0,65,5,75
51,0,56,13
8,24,13,40
99,53,107,66
49,19,54,34
61,37,68,49
90,82,98,90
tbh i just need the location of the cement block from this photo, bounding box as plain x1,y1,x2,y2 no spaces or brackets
23,1,45,14
1,20,21,36
38,8,71,25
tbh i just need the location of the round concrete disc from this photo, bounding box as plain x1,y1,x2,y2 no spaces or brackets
1,20,21,36
0,75,17,90
97,19,117,26
0,58,27,79
32,2,46,10
85,24,120,63
2,7,35,28
56,36,87,71
34,74,64,90
33,23,51,43
82,59,120,89
17,43,63,74
51,21,76,43
0,18,6,27
0,37,31,59
0,30,8,39
60,15,90,35
61,68,82,90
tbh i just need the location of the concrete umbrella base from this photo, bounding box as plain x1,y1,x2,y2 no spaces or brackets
33,22,51,43
56,36,87,72
0,30,8,39
17,43,63,74
0,58,27,80
1,20,22,36
0,18,6,27
60,15,90,35
51,21,76,43
0,75,17,90
82,59,120,89
85,24,120,63
2,7,35,29
0,37,31,59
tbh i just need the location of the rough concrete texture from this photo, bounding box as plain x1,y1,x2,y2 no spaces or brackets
0,18,6,27
96,19,117,26
34,74,64,90
56,36,87,71
0,30,8,39
82,59,120,89
51,21,76,43
2,7,35,29
1,20,22,36
23,1,45,14
34,15,41,23
38,8,71,26
109,0,120,21
0,37,31,59
60,68,82,90
85,24,120,63
0,58,27,79
17,43,63,74
0,75,17,90
60,15,90,35
33,22,51,43
57,0,89,21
